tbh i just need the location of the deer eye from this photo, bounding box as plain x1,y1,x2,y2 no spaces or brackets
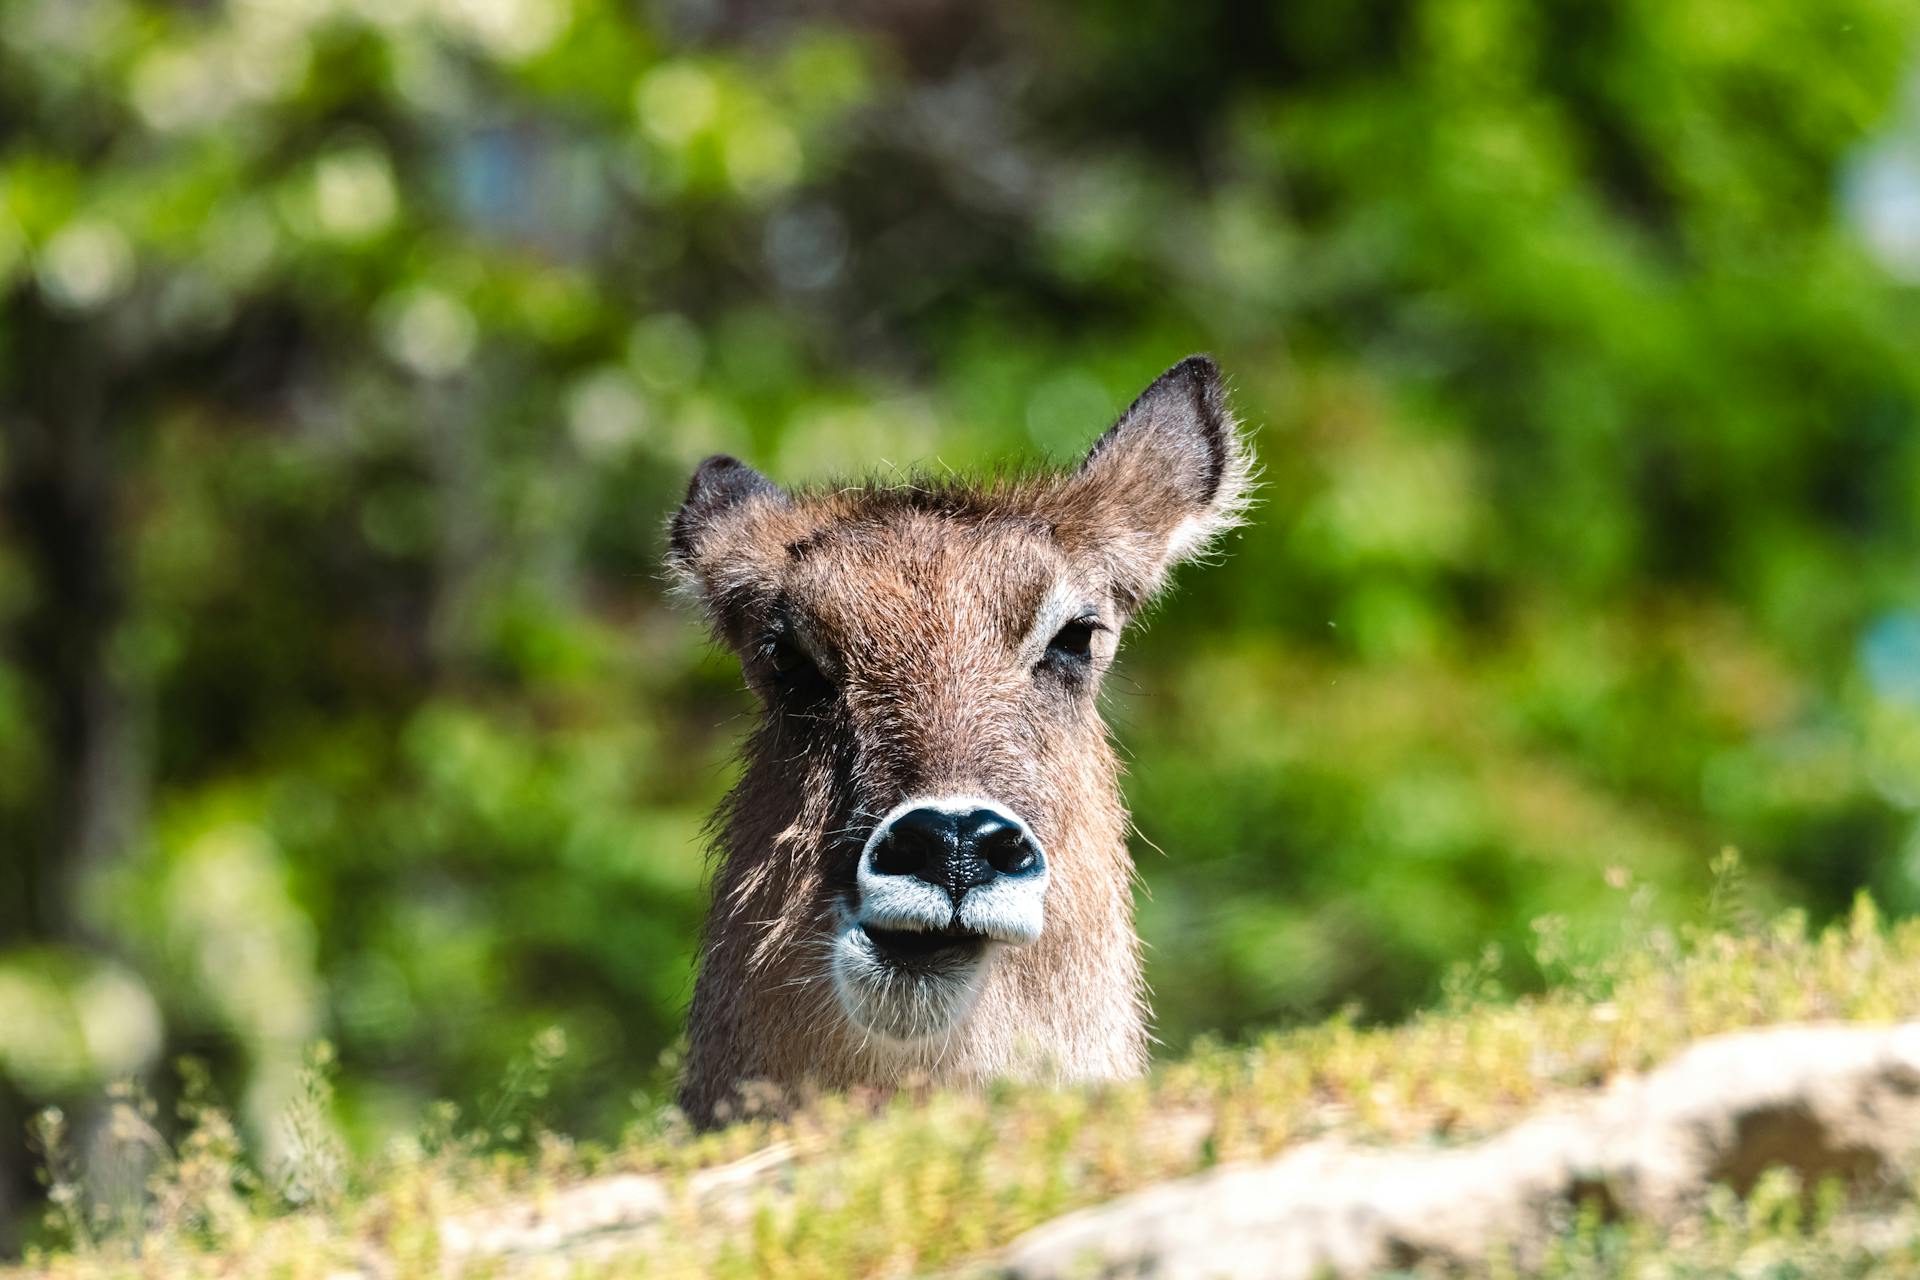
767,636,812,678
758,632,831,705
1040,617,1104,674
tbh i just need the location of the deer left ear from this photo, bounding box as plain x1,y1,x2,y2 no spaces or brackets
1060,355,1256,610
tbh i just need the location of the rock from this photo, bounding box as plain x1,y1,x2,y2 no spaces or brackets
1000,1023,1920,1280
437,1141,794,1274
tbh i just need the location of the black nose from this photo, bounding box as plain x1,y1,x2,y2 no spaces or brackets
870,806,1043,900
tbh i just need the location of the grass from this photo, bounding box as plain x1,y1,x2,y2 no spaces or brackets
16,887,1920,1278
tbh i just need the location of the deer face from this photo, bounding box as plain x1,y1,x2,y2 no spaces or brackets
669,357,1252,1046
747,513,1106,1042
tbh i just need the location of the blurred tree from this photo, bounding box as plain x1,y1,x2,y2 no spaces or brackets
2,0,1919,1248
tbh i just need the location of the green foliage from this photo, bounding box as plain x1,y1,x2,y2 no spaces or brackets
3,0,1920,1231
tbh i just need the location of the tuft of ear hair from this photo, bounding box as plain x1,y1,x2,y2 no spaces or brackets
1060,354,1257,612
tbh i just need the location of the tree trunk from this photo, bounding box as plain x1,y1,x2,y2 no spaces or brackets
0,302,145,1254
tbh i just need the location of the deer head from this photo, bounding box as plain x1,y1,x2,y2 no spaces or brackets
668,356,1253,1124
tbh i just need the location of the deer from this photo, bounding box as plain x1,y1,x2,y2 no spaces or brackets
666,355,1254,1127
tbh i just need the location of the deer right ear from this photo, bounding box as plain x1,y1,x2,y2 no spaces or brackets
667,455,789,605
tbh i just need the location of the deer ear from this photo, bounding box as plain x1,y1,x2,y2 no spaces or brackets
1061,355,1255,610
667,454,788,596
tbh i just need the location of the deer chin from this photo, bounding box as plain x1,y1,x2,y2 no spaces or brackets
827,880,1048,1041
828,921,996,1042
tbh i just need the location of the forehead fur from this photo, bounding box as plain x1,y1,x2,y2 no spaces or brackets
675,471,1073,634
810,468,1063,516
668,355,1257,639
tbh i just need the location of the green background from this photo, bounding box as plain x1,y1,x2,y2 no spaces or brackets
4,0,1920,1243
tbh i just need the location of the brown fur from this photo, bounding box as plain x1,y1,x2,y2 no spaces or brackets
667,356,1255,1126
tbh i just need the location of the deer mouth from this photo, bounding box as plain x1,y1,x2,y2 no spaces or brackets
829,909,997,1042
860,923,988,965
